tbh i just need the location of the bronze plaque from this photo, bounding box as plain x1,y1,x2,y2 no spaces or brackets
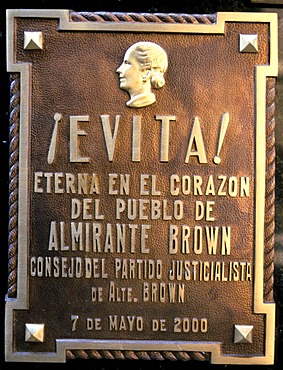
5,9,278,364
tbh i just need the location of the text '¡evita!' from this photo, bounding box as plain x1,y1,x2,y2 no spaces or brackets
47,113,230,164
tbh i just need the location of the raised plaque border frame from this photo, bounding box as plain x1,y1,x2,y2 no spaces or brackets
5,9,278,364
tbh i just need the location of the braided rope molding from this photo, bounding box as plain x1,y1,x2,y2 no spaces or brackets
66,349,210,361
8,73,20,298
264,77,276,302
70,11,216,24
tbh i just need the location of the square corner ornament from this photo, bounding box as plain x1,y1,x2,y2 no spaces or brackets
5,9,278,364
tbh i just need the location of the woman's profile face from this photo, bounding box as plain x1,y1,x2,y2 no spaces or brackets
116,48,144,93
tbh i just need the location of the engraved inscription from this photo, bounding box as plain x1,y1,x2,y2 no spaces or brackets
29,109,254,339
41,113,232,165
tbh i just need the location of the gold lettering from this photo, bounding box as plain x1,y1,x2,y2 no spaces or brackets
155,115,176,162
100,115,120,161
185,116,207,163
70,115,90,162
132,115,141,162
34,172,43,192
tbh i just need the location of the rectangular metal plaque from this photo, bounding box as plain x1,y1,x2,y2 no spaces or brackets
5,9,278,364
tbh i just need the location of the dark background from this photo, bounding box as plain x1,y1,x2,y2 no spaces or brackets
0,1,282,369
